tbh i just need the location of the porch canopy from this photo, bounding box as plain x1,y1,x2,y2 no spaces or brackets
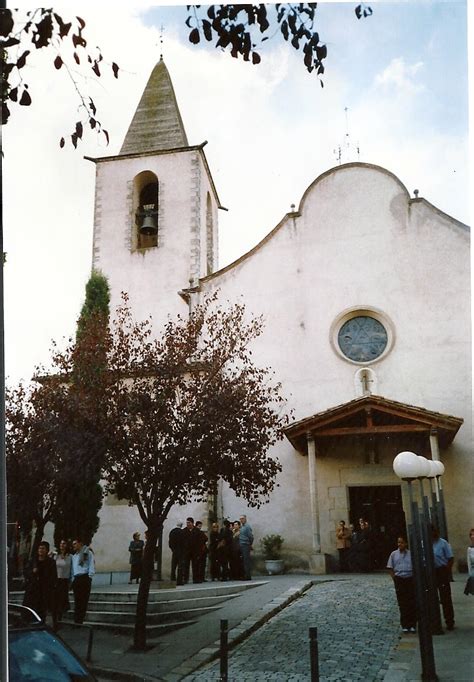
284,394,463,455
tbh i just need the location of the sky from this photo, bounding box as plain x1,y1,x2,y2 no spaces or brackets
3,0,471,385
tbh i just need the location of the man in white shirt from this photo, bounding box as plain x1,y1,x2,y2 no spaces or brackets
71,538,95,624
387,536,416,633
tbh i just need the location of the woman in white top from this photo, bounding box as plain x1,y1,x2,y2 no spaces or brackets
55,539,72,623
464,528,474,596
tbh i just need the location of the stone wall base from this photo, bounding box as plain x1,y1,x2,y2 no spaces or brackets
308,552,329,575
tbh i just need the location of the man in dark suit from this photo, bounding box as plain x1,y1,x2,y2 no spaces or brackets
168,521,183,582
177,517,200,585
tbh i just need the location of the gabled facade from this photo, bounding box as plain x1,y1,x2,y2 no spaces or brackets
90,61,471,574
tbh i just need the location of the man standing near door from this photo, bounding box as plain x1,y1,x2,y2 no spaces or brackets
387,536,416,633
432,526,455,631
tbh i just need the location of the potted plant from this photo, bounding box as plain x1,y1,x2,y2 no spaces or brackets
260,534,285,575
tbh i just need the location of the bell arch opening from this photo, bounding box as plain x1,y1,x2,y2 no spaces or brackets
133,170,159,250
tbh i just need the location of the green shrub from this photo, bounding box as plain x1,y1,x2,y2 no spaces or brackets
260,534,284,559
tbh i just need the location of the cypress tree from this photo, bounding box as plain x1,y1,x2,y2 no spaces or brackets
53,270,110,547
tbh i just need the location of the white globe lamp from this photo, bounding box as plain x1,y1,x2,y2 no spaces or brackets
393,451,421,480
416,456,431,478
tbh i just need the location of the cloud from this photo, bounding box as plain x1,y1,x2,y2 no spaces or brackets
374,57,425,94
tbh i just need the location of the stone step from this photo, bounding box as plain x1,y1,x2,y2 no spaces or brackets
81,603,222,625
86,592,239,613
63,619,196,636
86,581,260,603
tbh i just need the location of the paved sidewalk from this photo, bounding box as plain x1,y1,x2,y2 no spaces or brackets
383,578,473,681
58,573,472,681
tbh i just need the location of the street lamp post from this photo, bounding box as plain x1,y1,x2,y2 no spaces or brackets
393,451,438,682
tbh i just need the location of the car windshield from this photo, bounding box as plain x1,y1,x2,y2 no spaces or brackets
9,629,94,681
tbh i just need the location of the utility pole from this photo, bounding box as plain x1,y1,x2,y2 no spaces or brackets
1,2,10,680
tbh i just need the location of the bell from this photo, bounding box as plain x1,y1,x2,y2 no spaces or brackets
140,213,158,236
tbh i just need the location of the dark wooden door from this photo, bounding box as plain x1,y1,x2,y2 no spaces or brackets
349,485,405,568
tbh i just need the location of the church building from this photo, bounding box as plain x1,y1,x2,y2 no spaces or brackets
87,59,471,574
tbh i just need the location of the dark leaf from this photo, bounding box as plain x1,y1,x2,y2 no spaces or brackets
76,121,83,138
303,49,313,70
355,5,362,19
207,6,215,20
103,129,110,145
89,118,96,130
71,132,78,148
33,14,54,49
16,50,30,70
72,33,86,48
60,137,65,148
54,55,63,70
2,102,10,125
281,20,288,41
92,61,100,77
53,13,71,37
19,89,32,107
74,52,80,64
291,35,299,49
1,37,20,48
9,87,18,102
89,97,97,116
77,16,86,29
0,9,14,37
316,44,327,60
202,19,212,42
189,27,200,44
364,7,373,17
252,51,261,65
112,62,119,78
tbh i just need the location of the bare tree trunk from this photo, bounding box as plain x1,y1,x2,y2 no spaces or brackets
133,524,157,650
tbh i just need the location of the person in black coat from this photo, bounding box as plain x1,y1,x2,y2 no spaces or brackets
195,521,208,583
168,521,183,582
209,522,221,581
177,517,201,585
217,519,233,581
23,541,57,626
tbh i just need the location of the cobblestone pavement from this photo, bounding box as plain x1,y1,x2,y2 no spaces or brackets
184,575,400,681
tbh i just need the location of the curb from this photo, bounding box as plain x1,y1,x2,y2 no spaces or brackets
90,664,164,681
161,578,319,681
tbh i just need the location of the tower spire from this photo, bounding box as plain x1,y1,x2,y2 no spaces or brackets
119,60,188,156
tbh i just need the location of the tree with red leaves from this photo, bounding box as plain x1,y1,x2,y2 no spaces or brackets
103,294,288,649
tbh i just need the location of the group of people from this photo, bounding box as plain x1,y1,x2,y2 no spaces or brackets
169,515,254,584
23,537,95,628
386,525,466,634
335,518,378,572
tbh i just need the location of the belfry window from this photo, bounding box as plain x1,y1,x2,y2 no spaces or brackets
133,171,159,249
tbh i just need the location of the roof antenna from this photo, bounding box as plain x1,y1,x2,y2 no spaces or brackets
159,25,165,61
333,107,360,165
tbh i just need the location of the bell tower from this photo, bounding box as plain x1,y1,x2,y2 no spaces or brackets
87,58,221,324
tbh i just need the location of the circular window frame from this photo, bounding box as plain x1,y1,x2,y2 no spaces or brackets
330,307,395,365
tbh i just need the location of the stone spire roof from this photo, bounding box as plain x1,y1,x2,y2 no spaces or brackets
120,58,188,155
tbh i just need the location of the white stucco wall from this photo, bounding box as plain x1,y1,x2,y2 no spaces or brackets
91,162,471,573
197,163,471,566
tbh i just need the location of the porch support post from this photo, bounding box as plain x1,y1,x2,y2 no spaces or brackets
429,428,440,461
307,433,325,572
